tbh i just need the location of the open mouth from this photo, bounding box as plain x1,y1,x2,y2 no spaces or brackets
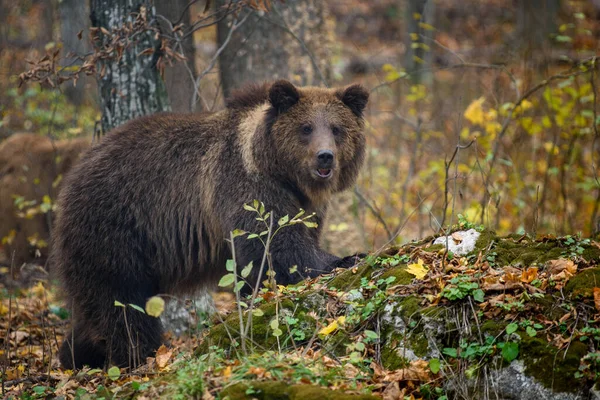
316,168,333,179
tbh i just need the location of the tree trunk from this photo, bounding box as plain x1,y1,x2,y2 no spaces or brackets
403,0,435,84
155,0,198,113
216,0,331,97
59,0,93,105
90,0,170,133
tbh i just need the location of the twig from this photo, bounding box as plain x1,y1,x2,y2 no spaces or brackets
192,12,251,108
353,187,392,239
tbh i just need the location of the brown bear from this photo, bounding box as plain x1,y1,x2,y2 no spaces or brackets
52,80,369,369
0,134,89,266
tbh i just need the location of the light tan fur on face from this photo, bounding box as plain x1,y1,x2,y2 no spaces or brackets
238,103,270,174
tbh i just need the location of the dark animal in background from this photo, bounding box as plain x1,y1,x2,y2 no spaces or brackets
0,134,89,266
52,80,369,369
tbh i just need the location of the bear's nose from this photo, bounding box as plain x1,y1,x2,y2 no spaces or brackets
316,150,334,168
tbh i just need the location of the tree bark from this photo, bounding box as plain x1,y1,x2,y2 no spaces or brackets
216,0,331,97
402,0,435,84
59,0,93,105
90,0,170,133
155,0,198,113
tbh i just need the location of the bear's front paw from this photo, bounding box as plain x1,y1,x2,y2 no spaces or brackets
335,253,367,269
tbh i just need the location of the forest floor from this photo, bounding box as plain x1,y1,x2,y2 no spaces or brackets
1,227,599,399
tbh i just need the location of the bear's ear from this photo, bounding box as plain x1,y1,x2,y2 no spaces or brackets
269,80,300,114
338,84,369,117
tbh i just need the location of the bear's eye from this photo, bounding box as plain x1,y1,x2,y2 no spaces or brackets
301,124,313,135
331,125,342,136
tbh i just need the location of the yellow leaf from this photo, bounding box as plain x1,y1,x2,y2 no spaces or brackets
464,97,486,125
319,316,346,336
155,345,172,369
406,258,428,280
145,296,165,317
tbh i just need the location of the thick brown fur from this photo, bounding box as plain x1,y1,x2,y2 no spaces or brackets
0,134,89,266
52,80,369,369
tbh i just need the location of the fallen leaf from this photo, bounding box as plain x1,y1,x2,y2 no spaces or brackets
382,381,403,400
406,258,428,280
520,267,538,283
451,232,464,243
10,331,29,344
594,288,600,312
319,316,346,336
155,345,172,369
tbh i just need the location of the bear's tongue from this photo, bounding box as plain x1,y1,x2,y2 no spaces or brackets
317,169,332,177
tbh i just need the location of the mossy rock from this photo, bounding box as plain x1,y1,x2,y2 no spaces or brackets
564,267,600,298
520,334,589,393
328,263,376,290
198,299,315,353
480,320,508,337
220,381,379,400
380,264,413,285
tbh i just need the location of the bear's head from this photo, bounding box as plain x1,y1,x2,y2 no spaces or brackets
250,80,369,204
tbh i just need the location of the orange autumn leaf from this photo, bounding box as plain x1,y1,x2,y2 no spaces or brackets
520,267,538,283
594,288,600,312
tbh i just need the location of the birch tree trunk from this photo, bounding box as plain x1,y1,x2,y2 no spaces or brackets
90,0,170,133
216,0,331,97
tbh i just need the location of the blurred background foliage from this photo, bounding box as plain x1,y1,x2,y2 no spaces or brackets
0,0,599,264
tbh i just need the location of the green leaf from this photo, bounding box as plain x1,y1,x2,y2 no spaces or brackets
114,300,125,308
226,259,235,272
107,366,121,381
364,330,379,340
355,342,365,351
218,273,236,287
247,233,258,239
231,229,246,238
506,323,518,335
472,289,485,303
526,326,537,337
272,328,283,337
270,319,279,330
303,221,318,228
555,35,573,43
289,265,298,274
252,308,264,317
429,358,441,374
243,203,254,211
442,347,457,358
241,261,253,278
278,215,289,226
145,296,165,317
32,386,46,394
501,342,519,362
128,303,146,314
234,281,245,293
87,368,103,375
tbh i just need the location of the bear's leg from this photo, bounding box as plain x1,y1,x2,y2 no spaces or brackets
105,305,164,368
59,323,106,369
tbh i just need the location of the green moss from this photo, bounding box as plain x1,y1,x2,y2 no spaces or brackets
198,299,310,353
423,244,445,253
328,263,376,290
408,332,430,358
480,320,508,337
520,335,588,393
397,296,422,319
322,330,351,357
220,381,378,400
470,229,496,256
380,265,413,285
565,267,600,298
380,332,411,370
581,246,600,263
